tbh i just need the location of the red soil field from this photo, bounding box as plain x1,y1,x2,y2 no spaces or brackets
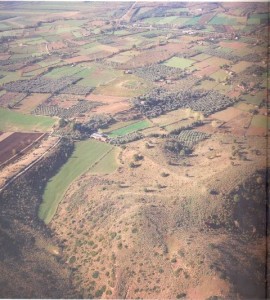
0,132,44,166
86,94,128,104
48,41,67,51
220,41,247,50
0,53,10,61
193,65,219,77
93,101,131,114
198,13,216,25
210,107,243,122
64,55,93,64
246,127,267,136
227,90,241,98
0,92,26,107
224,25,235,33
21,64,42,74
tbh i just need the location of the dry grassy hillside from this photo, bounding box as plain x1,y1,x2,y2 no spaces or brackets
50,134,267,299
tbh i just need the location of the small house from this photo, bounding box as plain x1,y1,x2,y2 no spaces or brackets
91,133,107,142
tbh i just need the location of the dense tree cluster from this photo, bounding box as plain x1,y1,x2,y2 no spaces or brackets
175,50,202,59
244,64,266,75
32,100,99,118
133,88,237,118
0,56,42,69
169,120,203,135
163,138,193,156
60,84,94,95
134,64,186,82
132,4,186,22
170,130,210,147
4,76,80,94
77,114,114,134
202,48,240,62
241,53,264,63
109,132,143,145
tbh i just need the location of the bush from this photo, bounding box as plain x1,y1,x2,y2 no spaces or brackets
92,271,99,278
69,256,76,264
177,293,187,299
129,162,136,168
161,172,169,177
233,194,240,203
133,153,144,161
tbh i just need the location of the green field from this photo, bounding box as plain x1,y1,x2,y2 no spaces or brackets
91,147,119,174
108,120,151,137
194,79,218,90
94,74,151,97
0,71,22,85
39,140,116,224
247,13,268,25
104,120,137,133
209,14,245,25
44,65,85,79
78,65,121,87
164,56,195,69
0,108,55,131
210,69,228,81
192,53,211,61
250,115,270,129
242,91,266,106
38,58,62,68
184,16,201,26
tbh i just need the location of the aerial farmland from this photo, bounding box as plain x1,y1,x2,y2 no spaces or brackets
0,2,268,299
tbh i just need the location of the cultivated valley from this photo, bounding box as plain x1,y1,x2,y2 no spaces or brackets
0,2,269,299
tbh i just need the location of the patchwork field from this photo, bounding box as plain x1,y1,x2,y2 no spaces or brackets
123,43,187,68
0,2,268,300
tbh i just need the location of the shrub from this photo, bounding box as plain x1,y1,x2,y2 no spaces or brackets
161,172,169,177
133,153,144,161
233,194,240,203
177,293,187,299
129,162,136,168
69,256,76,264
92,271,99,278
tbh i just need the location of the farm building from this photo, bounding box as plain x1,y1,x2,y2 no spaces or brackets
90,132,107,142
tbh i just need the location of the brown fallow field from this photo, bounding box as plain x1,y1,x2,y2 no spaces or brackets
0,92,27,108
15,93,50,113
0,132,45,166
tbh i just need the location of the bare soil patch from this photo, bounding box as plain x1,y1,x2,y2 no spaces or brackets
15,93,50,113
93,101,131,114
210,107,244,122
86,94,129,104
0,132,44,166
